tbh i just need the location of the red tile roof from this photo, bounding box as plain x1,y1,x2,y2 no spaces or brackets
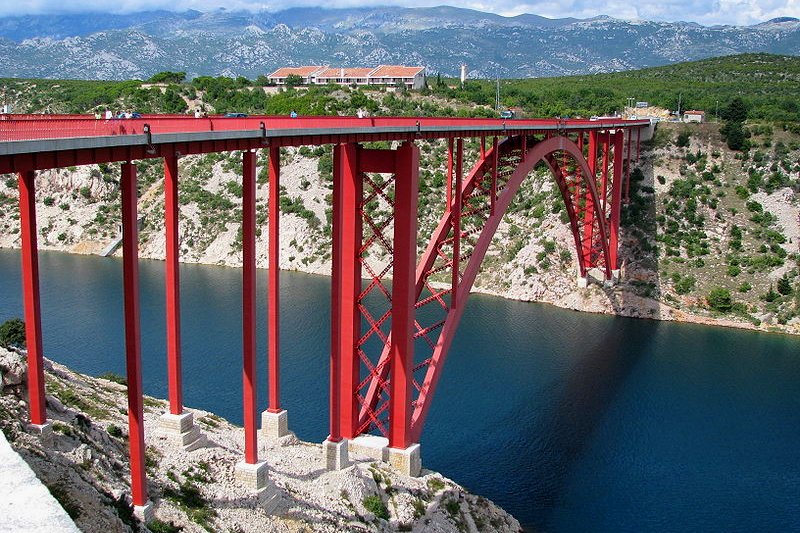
316,67,373,79
369,65,425,78
267,66,326,78
684,110,706,114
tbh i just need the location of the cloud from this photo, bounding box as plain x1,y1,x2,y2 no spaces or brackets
0,0,798,25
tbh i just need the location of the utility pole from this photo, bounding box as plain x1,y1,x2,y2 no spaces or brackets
495,78,500,112
677,93,683,119
715,100,720,122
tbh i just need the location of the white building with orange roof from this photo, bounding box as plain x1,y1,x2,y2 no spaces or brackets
267,66,327,85
267,65,426,89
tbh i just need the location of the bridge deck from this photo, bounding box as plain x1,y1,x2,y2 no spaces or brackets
0,115,650,156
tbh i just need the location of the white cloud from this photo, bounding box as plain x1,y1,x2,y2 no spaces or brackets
0,0,798,25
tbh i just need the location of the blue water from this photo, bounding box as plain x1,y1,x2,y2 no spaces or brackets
1,248,799,532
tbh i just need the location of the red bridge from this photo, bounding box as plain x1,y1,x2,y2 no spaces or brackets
1,114,650,520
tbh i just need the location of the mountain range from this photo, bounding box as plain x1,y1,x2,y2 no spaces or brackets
0,6,798,80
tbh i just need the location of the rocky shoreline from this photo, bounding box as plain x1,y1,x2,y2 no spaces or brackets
0,347,522,533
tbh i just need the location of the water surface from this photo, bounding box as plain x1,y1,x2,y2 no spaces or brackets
1,249,798,532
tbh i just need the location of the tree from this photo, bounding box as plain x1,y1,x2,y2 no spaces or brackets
676,130,691,147
161,88,188,114
707,287,733,312
148,71,186,84
777,274,793,295
284,74,303,87
721,97,748,124
0,318,26,349
721,121,748,151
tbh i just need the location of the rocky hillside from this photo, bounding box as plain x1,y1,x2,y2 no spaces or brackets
1,115,799,335
0,7,799,79
0,346,521,532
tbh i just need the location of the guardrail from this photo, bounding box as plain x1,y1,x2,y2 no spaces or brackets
0,115,652,142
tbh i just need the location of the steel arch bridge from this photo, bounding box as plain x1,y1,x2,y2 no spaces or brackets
0,114,649,516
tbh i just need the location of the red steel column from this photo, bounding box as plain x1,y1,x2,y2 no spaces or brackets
267,146,281,413
490,136,498,215
609,131,625,271
17,170,46,426
121,162,148,506
451,139,463,309
328,146,343,443
334,143,362,439
625,129,633,202
389,141,420,450
582,132,598,269
446,138,453,208
163,153,183,415
241,150,258,464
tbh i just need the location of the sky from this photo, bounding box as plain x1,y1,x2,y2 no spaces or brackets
0,0,798,27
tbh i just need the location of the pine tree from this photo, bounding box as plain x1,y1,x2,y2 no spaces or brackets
777,274,793,296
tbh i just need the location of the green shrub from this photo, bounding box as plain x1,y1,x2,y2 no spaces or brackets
363,495,389,520
707,288,733,312
0,318,26,348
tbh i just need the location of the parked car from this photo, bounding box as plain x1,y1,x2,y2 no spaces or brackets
224,112,248,118
500,109,515,119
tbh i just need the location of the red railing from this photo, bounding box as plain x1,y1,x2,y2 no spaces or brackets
0,114,649,142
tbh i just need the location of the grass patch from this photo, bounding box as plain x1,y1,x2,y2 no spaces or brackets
426,477,445,493
164,481,217,531
362,494,389,520
148,519,183,533
98,372,127,386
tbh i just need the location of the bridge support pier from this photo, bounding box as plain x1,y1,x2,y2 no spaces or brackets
158,411,206,451
235,460,268,490
322,438,350,470
121,161,153,518
239,149,267,487
17,169,48,430
262,145,290,442
261,409,289,441
388,443,422,477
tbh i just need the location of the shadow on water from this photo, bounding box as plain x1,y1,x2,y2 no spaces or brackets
510,317,657,531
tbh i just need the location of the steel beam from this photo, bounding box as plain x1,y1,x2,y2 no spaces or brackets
17,169,46,426
163,153,183,415
332,143,362,440
451,139,463,308
267,145,281,413
121,162,148,506
389,142,419,450
241,150,258,464
609,131,625,271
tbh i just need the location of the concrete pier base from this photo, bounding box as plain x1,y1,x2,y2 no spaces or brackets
260,409,289,440
235,460,268,490
158,412,206,451
388,443,422,477
27,422,53,446
348,435,389,462
133,500,154,523
322,439,350,470
577,274,589,288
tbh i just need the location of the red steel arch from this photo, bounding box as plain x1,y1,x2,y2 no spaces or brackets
351,134,623,446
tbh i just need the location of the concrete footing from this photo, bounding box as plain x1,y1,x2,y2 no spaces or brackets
577,274,589,288
388,443,422,477
322,438,350,470
348,435,389,462
260,409,289,440
133,500,154,523
158,412,206,451
27,422,53,446
235,460,268,490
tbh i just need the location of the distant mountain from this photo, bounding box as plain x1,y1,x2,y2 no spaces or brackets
0,6,798,80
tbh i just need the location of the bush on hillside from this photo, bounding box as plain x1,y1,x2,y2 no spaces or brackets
0,318,26,349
